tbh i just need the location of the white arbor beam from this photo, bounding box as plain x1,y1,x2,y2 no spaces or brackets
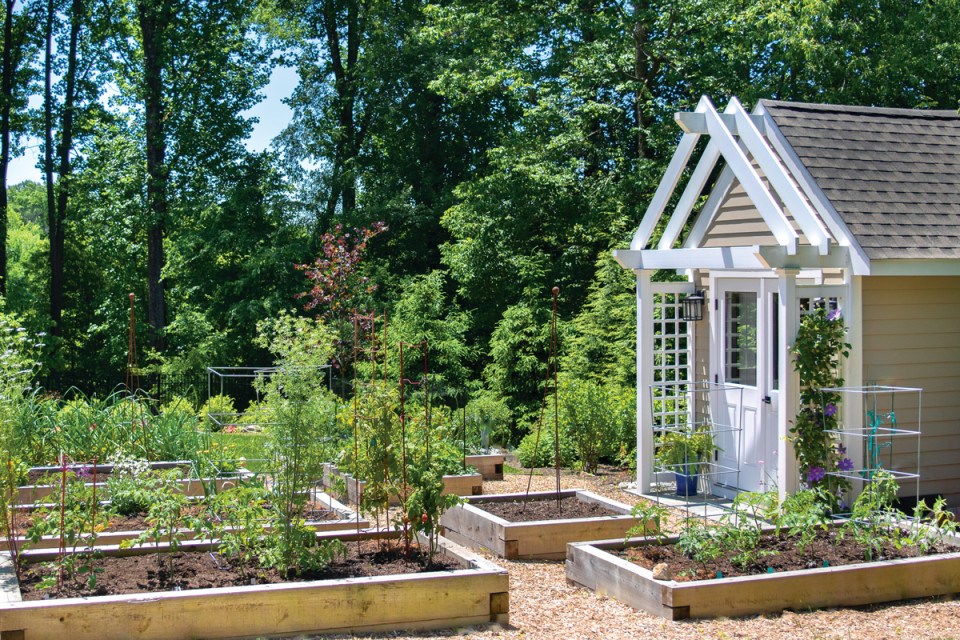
777,269,800,501
657,139,721,250
728,98,831,255
703,97,799,254
636,270,655,492
630,96,711,250
675,111,766,135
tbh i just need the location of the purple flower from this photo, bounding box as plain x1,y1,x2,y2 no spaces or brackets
824,403,838,417
806,466,826,483
827,308,842,321
838,458,855,472
836,443,847,455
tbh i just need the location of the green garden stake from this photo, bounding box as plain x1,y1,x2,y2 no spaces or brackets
767,567,775,573
823,560,830,567
716,570,723,579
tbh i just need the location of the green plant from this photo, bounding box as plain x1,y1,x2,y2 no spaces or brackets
675,518,725,566
122,469,190,573
838,469,901,561
255,312,339,575
194,481,271,579
463,392,513,451
402,452,463,564
26,468,108,589
655,428,715,474
199,394,238,432
106,457,154,516
515,421,577,468
556,375,632,473
790,306,851,509
625,501,670,543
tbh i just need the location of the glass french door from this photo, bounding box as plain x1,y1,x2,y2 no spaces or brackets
713,278,779,495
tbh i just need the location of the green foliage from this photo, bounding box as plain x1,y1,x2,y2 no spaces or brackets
345,381,402,520
463,391,513,451
106,458,155,516
121,469,190,573
515,420,577,469
388,271,473,391
25,469,108,589
255,312,339,575
13,391,210,469
402,452,463,565
655,429,716,473
558,376,635,473
790,307,851,508
193,481,272,579
625,501,670,543
199,394,238,432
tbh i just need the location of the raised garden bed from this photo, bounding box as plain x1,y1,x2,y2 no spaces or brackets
439,490,650,560
465,454,505,481
0,530,509,640
322,463,483,505
1,492,368,552
13,475,246,505
566,533,960,620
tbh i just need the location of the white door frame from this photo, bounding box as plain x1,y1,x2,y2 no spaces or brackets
710,275,780,495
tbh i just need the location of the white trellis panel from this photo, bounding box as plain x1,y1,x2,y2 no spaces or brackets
650,284,696,430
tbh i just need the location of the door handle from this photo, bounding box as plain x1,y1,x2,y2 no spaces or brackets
762,395,772,405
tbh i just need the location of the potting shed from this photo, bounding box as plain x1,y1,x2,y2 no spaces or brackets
617,96,960,505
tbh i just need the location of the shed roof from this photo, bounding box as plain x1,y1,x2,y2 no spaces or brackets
761,100,960,260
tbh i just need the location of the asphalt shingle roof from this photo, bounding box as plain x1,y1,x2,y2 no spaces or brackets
761,100,960,260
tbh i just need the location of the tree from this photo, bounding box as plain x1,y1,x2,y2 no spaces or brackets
103,0,270,354
1,0,39,297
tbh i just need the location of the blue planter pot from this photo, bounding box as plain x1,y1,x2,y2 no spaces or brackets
675,470,699,497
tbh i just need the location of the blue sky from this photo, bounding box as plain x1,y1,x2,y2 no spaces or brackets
7,65,298,185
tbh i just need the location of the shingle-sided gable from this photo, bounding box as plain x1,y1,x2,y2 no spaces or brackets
762,100,960,260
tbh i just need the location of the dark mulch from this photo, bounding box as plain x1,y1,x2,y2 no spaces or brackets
19,539,459,600
476,495,620,522
622,528,951,581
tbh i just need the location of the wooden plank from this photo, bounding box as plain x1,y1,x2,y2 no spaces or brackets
566,542,672,619
566,537,960,620
0,536,508,640
465,455,505,481
440,491,650,560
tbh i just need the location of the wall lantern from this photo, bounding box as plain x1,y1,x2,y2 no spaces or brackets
681,291,705,322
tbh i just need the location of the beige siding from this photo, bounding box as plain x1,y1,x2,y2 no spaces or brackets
861,276,960,505
702,181,779,248
699,158,835,250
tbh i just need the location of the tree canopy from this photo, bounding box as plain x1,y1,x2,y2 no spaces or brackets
1,0,958,435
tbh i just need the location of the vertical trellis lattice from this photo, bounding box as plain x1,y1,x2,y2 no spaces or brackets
651,287,694,430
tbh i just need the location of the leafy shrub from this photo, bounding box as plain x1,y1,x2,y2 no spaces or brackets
558,376,634,472
463,392,513,450
515,420,577,468
160,395,196,417
198,394,238,432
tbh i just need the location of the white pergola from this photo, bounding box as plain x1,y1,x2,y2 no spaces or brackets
616,96,866,499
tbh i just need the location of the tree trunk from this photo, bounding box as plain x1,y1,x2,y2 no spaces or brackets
48,0,81,347
0,0,17,297
138,0,170,353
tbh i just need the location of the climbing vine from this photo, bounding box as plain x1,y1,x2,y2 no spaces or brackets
790,306,852,509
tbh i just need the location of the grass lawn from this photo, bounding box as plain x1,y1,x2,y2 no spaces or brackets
212,431,270,472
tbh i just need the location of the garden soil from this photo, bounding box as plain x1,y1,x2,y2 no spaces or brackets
297,466,960,640
474,495,618,522
19,539,457,600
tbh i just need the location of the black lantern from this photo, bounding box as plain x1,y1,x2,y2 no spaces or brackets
681,291,705,322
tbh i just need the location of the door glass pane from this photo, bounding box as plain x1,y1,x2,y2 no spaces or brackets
725,291,757,386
